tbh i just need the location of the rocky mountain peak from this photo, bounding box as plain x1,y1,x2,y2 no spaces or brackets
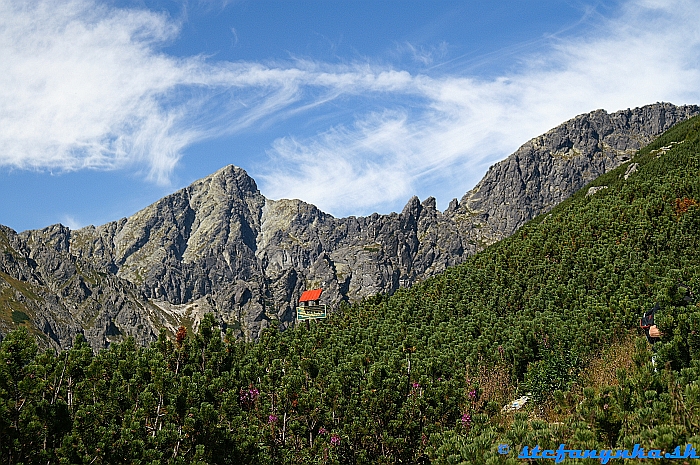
454,102,700,243
1,102,698,350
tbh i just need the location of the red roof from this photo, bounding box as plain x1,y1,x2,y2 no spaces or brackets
299,288,323,303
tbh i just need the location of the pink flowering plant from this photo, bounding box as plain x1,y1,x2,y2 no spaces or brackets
239,385,260,409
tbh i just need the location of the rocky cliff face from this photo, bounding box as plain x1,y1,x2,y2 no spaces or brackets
1,102,698,350
455,103,700,244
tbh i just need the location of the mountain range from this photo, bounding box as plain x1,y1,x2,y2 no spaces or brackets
1,102,698,350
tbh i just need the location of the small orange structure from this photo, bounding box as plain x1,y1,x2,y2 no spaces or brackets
297,288,326,321
299,288,323,306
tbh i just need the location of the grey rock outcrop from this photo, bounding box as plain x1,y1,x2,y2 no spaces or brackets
1,102,698,349
455,102,700,244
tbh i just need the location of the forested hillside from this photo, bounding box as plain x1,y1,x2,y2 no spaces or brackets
2,115,700,464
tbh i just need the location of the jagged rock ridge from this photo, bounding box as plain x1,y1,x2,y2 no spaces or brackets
0,102,697,350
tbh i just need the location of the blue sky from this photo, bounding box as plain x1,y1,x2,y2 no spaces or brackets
2,0,700,232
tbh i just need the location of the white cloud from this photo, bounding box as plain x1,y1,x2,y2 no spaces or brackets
1,0,700,216
259,0,700,215
61,214,84,230
0,0,190,180
396,41,450,66
0,1,335,182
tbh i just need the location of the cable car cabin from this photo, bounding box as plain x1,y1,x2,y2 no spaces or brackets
297,288,327,321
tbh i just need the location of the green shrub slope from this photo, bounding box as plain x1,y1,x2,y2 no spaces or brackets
2,116,700,464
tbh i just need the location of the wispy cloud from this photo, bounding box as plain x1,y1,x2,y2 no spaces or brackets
0,0,418,185
0,0,190,182
61,214,84,230
259,0,700,215
1,0,700,216
396,41,449,66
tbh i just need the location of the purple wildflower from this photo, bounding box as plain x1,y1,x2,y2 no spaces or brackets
468,389,477,400
239,386,261,406
412,382,420,389
268,414,278,424
461,413,471,426
330,434,340,446
318,427,328,435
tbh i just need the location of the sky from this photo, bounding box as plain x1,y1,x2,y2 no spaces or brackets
2,0,700,232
